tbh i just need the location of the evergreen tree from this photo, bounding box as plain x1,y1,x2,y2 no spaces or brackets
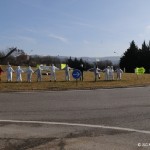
140,41,150,72
66,57,92,70
120,41,139,72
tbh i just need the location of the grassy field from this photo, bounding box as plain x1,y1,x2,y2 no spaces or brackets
0,65,150,91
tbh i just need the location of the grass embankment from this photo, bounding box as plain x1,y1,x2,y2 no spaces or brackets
0,66,150,91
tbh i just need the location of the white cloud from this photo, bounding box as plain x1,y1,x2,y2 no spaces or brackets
24,28,37,33
73,22,94,28
48,34,68,43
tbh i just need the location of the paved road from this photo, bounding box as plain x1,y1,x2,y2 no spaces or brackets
0,87,150,149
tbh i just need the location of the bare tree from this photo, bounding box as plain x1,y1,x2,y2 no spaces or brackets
0,47,17,63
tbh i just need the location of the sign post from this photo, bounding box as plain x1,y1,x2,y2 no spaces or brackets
72,69,81,86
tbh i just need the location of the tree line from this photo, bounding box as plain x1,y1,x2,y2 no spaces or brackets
0,47,115,70
120,40,150,73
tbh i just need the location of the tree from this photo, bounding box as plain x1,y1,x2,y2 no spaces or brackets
0,47,28,65
139,41,150,72
120,41,139,72
66,57,92,70
97,60,113,70
120,40,150,73
0,47,17,64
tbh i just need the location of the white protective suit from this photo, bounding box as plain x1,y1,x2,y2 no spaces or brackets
26,66,34,82
35,66,43,82
103,66,110,80
15,66,24,82
50,64,59,81
116,68,123,80
64,65,72,81
89,66,101,81
6,65,14,82
109,66,114,80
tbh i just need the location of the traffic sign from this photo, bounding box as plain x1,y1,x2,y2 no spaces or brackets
72,69,81,79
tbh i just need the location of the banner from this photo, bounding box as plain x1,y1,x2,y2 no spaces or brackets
61,64,66,69
135,67,145,75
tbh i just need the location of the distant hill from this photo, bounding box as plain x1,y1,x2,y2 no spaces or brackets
56,56,120,65
81,56,120,64
31,55,120,65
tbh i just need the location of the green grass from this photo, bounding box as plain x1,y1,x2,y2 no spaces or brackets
0,67,150,91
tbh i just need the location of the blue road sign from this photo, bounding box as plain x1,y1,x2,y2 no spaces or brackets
72,69,81,79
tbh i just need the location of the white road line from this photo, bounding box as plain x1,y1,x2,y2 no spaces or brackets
0,120,150,134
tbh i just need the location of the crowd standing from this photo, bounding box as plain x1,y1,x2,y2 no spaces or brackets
0,64,123,82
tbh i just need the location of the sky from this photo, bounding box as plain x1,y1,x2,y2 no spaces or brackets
0,0,150,57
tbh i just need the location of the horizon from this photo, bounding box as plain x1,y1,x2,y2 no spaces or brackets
1,0,150,57
30,54,120,64
30,54,121,58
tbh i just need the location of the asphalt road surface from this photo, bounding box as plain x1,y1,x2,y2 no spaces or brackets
0,87,150,150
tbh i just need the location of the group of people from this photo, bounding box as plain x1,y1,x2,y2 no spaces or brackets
89,65,123,81
0,64,60,82
0,65,34,82
0,64,65,82
0,64,123,82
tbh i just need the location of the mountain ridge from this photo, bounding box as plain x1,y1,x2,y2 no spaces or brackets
57,56,120,64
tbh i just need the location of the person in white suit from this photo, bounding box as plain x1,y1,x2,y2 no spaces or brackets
15,66,24,82
109,66,114,80
26,66,34,82
103,66,110,81
89,65,101,81
50,64,59,81
115,68,123,80
6,65,14,82
64,64,73,81
34,66,43,82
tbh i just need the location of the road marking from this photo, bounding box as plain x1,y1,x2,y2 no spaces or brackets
0,120,150,134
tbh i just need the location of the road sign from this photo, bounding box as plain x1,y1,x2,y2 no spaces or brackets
72,69,81,79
